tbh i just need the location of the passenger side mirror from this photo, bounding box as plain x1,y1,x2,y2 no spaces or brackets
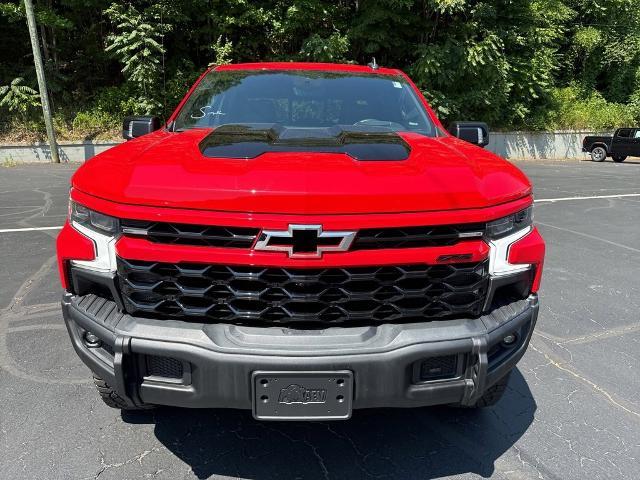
447,121,490,147
122,116,161,140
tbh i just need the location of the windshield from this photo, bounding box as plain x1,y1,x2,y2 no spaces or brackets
173,70,436,136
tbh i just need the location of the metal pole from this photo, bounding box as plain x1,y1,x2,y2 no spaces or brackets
24,0,60,163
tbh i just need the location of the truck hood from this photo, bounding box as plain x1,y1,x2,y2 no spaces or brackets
72,128,531,215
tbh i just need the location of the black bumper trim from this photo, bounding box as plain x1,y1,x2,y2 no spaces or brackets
62,293,538,411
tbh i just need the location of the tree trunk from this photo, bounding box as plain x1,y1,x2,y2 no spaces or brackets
39,23,50,62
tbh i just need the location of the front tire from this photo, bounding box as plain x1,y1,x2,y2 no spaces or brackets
93,375,153,411
612,155,627,163
590,146,607,162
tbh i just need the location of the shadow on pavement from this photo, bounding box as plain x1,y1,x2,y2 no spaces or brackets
123,369,535,479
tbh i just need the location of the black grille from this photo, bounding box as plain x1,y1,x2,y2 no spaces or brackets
352,223,485,250
117,258,489,325
120,220,484,251
120,220,259,248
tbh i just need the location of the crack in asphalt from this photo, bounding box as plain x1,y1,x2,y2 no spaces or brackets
555,323,640,345
91,446,168,480
528,342,640,421
258,424,332,480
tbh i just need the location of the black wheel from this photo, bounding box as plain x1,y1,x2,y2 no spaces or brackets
93,375,153,410
612,155,627,163
590,146,607,162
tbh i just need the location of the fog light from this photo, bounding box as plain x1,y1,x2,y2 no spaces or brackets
84,331,102,348
502,333,517,347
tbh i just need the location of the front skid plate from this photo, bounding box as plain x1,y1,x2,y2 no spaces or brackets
252,371,353,421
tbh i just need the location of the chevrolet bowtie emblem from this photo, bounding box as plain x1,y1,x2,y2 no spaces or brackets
254,224,356,258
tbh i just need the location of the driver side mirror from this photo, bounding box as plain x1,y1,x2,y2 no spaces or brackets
448,121,490,147
122,116,161,140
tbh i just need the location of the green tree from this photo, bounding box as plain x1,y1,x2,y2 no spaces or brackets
104,2,172,114
561,0,640,106
406,0,572,127
3,0,640,137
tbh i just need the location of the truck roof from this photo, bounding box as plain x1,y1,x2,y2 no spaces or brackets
214,62,403,76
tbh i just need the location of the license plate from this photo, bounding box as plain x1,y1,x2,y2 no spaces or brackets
252,371,353,421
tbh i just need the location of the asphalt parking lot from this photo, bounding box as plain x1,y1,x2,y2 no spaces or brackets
1,159,639,480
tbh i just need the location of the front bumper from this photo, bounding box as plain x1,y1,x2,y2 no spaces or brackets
62,292,538,412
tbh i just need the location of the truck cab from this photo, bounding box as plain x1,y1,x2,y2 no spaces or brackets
583,127,640,162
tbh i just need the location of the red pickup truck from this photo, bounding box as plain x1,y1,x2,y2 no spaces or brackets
57,62,545,420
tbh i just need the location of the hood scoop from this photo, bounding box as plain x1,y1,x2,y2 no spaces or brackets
199,123,411,161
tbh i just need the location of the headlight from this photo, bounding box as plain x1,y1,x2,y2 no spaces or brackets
69,201,119,234
68,201,119,273
486,205,534,277
486,207,532,239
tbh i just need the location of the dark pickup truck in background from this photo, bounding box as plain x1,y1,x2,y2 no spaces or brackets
583,128,640,162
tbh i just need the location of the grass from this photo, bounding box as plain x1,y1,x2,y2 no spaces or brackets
1,156,19,167
0,114,120,145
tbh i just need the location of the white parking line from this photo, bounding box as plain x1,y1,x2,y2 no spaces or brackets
535,193,640,203
0,226,62,233
536,221,640,253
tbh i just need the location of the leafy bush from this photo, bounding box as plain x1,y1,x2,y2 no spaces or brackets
300,33,350,62
71,111,119,136
91,86,138,116
542,86,637,130
68,86,135,139
0,77,39,116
